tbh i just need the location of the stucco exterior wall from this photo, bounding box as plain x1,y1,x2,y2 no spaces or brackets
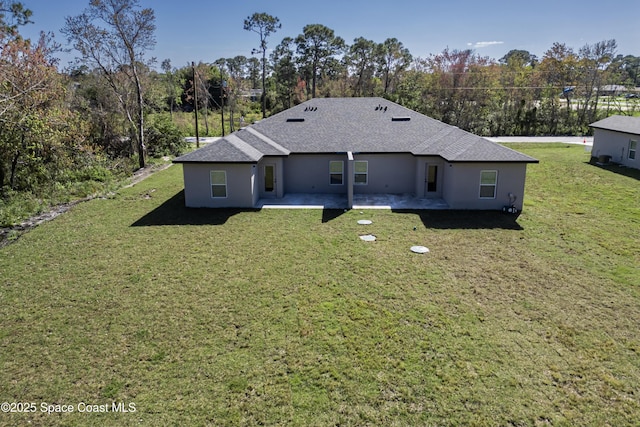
283,153,417,195
442,162,529,210
592,129,639,169
182,163,256,208
351,153,416,194
283,154,350,194
180,158,531,211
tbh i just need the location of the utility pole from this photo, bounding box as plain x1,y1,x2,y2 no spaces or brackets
192,62,200,148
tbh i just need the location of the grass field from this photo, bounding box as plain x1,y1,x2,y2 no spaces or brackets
0,144,638,426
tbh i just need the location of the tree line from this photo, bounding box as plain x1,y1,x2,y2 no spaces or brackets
175,15,639,138
1,1,638,224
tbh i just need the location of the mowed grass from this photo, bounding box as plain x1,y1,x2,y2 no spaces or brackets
0,144,638,426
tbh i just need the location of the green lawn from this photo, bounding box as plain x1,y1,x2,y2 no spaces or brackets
0,144,638,426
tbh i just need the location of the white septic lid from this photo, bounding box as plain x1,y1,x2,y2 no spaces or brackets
360,234,376,241
357,219,373,225
410,245,429,253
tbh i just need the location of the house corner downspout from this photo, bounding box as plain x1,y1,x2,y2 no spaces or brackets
347,151,354,209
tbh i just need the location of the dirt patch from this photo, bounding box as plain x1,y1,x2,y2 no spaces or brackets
0,163,172,248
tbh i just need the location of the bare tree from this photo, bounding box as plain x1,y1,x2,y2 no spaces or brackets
577,39,617,125
62,0,156,169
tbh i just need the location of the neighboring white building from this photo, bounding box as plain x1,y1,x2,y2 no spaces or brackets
590,115,640,170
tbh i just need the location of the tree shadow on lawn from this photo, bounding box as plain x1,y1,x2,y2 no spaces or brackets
131,191,259,226
131,191,347,226
393,209,524,230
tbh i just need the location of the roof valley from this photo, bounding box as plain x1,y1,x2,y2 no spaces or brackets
243,127,290,155
225,134,264,161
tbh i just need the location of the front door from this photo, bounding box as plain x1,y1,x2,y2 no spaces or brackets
425,163,441,198
264,164,276,197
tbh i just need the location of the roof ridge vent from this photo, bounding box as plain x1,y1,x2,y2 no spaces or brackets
286,118,305,122
391,116,411,121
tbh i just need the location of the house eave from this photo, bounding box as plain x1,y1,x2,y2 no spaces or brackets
172,160,258,164
446,159,539,164
589,125,640,137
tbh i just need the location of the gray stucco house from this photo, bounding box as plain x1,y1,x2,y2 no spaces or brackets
173,97,538,210
590,115,640,170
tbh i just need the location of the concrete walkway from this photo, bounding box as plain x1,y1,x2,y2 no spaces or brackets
257,193,449,210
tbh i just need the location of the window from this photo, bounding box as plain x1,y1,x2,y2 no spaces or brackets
210,170,227,198
629,140,637,160
354,160,368,185
329,161,344,185
479,170,497,199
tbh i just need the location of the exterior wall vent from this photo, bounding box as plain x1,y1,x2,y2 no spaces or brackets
286,118,305,122
391,116,411,121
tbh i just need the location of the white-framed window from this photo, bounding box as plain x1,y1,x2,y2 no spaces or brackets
354,160,368,185
329,160,344,185
479,170,497,199
629,140,637,160
210,170,227,198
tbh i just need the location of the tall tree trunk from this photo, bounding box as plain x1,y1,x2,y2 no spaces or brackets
312,59,318,98
133,68,145,169
261,49,267,118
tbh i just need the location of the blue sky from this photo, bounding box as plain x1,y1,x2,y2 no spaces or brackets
18,0,640,70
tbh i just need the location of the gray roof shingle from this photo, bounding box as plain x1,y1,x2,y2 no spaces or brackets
590,115,640,135
173,134,263,163
174,97,538,163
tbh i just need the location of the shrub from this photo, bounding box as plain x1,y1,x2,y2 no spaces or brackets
146,114,188,157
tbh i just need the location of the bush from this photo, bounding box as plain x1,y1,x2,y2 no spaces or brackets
0,190,44,227
146,114,188,157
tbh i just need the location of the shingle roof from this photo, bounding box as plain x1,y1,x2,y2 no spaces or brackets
174,97,538,163
590,115,640,135
173,134,264,163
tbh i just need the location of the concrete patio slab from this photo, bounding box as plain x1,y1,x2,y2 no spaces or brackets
257,193,449,210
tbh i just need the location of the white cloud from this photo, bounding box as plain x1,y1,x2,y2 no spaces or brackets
468,41,504,49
